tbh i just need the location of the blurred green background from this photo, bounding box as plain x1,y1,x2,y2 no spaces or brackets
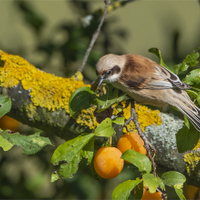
0,0,200,199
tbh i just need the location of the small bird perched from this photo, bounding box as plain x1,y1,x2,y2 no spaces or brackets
95,53,200,132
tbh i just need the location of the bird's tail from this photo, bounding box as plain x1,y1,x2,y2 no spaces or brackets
168,89,200,132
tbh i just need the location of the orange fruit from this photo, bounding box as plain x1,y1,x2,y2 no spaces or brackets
0,115,20,131
117,132,146,155
94,147,124,179
184,184,200,200
141,186,162,200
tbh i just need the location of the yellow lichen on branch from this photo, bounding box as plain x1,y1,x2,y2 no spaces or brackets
194,139,200,150
74,100,162,130
183,140,200,175
113,101,162,132
0,50,162,131
184,150,200,175
74,106,99,130
0,50,88,113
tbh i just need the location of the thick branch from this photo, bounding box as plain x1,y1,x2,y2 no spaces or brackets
0,83,90,140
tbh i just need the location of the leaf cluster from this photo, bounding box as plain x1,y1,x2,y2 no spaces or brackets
112,150,186,200
13,1,128,79
50,112,186,199
0,96,53,154
69,84,127,116
65,47,200,199
51,117,119,181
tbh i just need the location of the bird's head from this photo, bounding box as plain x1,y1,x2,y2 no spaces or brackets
95,54,125,87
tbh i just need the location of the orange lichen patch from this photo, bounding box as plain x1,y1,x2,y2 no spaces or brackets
0,50,88,113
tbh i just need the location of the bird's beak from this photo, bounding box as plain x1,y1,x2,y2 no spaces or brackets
91,76,104,92
97,76,104,88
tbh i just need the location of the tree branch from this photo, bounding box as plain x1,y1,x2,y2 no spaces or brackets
78,0,111,72
0,50,200,187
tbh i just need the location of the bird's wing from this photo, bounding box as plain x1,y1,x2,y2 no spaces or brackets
144,64,191,90
144,79,175,89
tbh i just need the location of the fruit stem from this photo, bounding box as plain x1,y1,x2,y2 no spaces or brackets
109,136,112,147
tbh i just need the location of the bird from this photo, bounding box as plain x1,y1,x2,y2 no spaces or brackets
95,53,200,132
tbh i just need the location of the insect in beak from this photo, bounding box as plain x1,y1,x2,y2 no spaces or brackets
91,76,104,92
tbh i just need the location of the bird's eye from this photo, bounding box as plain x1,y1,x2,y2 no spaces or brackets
107,70,112,75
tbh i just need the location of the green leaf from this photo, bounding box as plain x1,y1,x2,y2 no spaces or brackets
174,63,189,73
112,117,125,125
51,172,60,182
142,173,164,193
184,52,199,67
175,51,199,73
191,86,200,92
148,47,168,68
161,171,186,187
1,131,52,154
69,86,95,116
57,156,80,179
182,68,200,85
0,135,13,151
176,123,199,153
174,187,186,200
0,96,11,118
196,93,200,106
51,133,94,180
121,149,152,173
112,178,142,200
95,118,116,137
96,85,127,112
163,171,186,200
186,90,198,99
132,181,143,200
184,116,190,129
82,136,94,164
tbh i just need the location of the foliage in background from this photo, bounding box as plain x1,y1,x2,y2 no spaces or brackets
0,1,200,200
13,1,128,80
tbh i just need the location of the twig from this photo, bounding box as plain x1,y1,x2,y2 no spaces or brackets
147,150,156,176
157,188,168,200
124,100,157,176
78,0,111,72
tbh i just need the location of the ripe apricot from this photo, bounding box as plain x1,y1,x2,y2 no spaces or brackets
141,186,162,200
94,147,124,179
184,184,200,200
0,115,20,131
117,132,146,155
